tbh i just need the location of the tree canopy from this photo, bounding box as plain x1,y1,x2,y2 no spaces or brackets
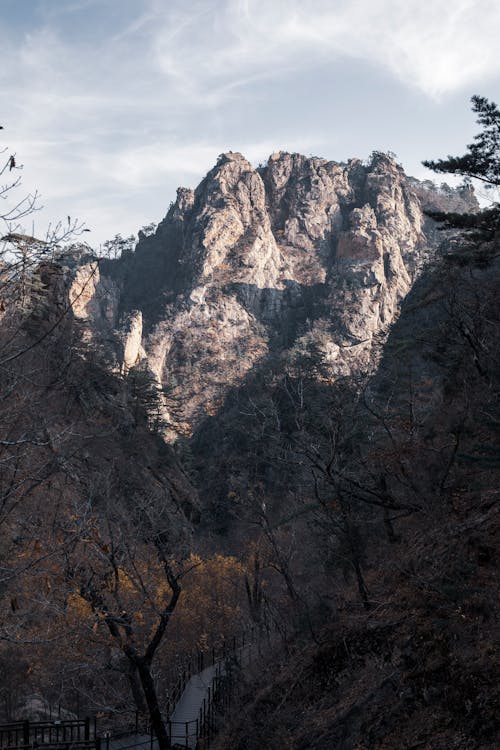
422,95,499,247
423,95,500,188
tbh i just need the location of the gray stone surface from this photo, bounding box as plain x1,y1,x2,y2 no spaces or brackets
168,662,221,748
68,151,478,438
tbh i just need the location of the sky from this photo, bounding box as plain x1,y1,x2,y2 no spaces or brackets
1,0,499,248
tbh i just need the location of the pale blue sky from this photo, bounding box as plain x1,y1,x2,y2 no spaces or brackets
1,0,499,246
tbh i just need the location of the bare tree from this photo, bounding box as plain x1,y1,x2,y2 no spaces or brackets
56,464,194,749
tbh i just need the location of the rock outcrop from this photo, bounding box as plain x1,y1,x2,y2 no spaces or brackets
120,310,145,374
75,151,478,436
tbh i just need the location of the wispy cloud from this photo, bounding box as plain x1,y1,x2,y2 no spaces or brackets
0,0,498,243
101,136,323,187
150,0,500,100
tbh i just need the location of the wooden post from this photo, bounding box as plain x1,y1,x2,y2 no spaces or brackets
23,720,29,749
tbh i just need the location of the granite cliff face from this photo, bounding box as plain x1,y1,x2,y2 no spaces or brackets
72,151,477,436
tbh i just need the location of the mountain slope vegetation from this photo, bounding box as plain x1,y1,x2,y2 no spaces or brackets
0,97,498,749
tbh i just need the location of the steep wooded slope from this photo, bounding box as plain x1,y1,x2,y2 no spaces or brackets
0,264,198,712
212,234,500,750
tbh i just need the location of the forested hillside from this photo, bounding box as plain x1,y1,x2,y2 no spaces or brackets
0,97,498,750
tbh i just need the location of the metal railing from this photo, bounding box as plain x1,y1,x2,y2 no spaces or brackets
0,719,96,750
0,624,281,750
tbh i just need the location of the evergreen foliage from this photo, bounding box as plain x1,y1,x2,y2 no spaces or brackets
127,364,167,434
423,95,500,187
422,96,500,247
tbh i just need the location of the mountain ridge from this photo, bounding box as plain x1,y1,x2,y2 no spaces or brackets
68,150,478,438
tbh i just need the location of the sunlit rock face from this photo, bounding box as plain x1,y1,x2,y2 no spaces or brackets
120,310,145,374
76,151,478,436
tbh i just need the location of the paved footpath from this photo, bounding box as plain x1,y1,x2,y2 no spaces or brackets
109,734,157,750
107,663,221,750
168,662,222,748
109,642,258,750
169,643,256,748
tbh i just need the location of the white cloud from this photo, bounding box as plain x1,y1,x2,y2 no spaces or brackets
151,0,500,99
99,134,322,187
1,0,499,244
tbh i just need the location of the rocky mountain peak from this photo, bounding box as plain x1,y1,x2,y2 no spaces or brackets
76,151,477,436
184,150,276,290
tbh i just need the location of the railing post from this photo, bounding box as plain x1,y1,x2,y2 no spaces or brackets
85,718,90,741
185,721,188,748
23,720,29,749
